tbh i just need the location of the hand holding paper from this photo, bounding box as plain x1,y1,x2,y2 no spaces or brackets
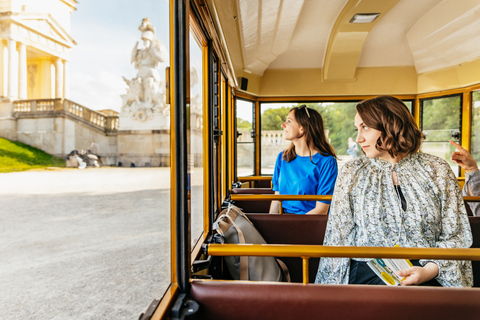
397,262,439,286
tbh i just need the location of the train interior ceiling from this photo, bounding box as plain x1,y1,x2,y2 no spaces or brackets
151,1,480,319
209,0,480,96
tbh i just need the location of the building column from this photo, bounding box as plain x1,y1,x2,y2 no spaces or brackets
55,58,64,99
7,39,18,99
63,60,69,99
18,43,27,99
0,41,5,97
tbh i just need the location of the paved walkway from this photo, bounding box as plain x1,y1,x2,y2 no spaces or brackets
0,167,172,320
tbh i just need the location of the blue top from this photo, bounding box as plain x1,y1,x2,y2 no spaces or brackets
272,151,338,214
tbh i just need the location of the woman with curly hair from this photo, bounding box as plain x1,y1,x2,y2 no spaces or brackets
315,96,473,287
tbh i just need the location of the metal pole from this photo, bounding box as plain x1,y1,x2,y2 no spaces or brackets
174,0,189,294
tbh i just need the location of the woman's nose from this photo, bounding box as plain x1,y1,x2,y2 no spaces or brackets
281,122,286,129
356,132,363,143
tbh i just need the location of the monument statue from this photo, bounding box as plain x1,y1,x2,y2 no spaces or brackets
121,18,168,121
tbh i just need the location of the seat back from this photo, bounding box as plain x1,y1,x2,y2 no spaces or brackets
191,281,480,320
469,217,480,286
247,214,327,283
231,188,274,213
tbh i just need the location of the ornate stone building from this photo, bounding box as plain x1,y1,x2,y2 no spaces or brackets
0,0,75,101
0,2,172,167
0,0,119,165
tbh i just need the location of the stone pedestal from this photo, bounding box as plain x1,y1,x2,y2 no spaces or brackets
117,129,170,167
118,112,169,131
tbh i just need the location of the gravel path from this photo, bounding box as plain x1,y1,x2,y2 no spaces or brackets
0,167,172,320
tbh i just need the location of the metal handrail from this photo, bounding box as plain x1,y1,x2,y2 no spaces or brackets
238,176,466,181
206,244,480,284
231,194,480,202
237,176,272,182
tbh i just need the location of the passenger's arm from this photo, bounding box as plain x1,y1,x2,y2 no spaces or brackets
306,201,329,215
422,158,474,287
449,140,480,216
269,191,280,214
450,140,479,173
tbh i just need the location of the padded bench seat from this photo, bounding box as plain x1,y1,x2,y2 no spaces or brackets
191,280,480,320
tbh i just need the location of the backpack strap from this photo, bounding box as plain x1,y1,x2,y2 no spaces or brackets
224,214,249,280
275,258,291,282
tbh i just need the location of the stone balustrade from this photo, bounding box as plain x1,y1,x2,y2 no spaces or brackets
13,98,119,132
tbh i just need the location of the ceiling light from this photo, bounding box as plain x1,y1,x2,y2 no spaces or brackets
349,13,380,24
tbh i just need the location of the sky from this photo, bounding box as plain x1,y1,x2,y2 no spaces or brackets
69,0,169,112
67,1,296,121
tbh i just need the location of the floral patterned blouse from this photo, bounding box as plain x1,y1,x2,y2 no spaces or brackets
315,153,473,287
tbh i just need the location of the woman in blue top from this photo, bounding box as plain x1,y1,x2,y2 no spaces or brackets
269,105,338,215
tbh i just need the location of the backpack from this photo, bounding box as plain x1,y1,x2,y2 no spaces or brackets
213,204,290,282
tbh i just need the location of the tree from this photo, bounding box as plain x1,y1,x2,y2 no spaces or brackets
313,102,358,155
237,118,252,130
422,96,460,139
261,106,291,130
259,102,358,155
472,91,480,161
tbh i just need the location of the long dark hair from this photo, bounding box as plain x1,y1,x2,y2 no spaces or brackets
283,105,337,163
356,96,423,158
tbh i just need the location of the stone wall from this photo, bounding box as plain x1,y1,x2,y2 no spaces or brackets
117,130,170,167
0,99,122,165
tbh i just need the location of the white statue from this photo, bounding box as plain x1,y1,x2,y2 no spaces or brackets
121,18,168,121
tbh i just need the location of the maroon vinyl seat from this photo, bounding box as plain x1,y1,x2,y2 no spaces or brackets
465,200,475,216
190,280,480,320
247,214,327,283
230,188,274,213
469,216,480,286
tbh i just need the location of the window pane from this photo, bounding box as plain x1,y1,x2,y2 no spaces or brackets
260,102,295,175
404,100,413,114
421,95,461,176
189,31,204,247
472,91,480,166
236,99,254,176
260,101,358,174
7,2,172,319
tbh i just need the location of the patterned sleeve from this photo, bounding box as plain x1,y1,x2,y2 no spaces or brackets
422,158,473,287
315,161,357,284
464,170,480,217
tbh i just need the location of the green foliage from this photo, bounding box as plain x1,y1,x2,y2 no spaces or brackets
314,102,358,155
237,118,253,130
0,138,65,173
422,96,460,133
261,106,291,130
260,102,358,154
472,91,480,161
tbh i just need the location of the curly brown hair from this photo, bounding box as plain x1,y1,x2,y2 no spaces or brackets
356,96,423,158
283,105,337,163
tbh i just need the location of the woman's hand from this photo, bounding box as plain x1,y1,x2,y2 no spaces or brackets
269,191,280,214
450,140,479,173
397,262,439,286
